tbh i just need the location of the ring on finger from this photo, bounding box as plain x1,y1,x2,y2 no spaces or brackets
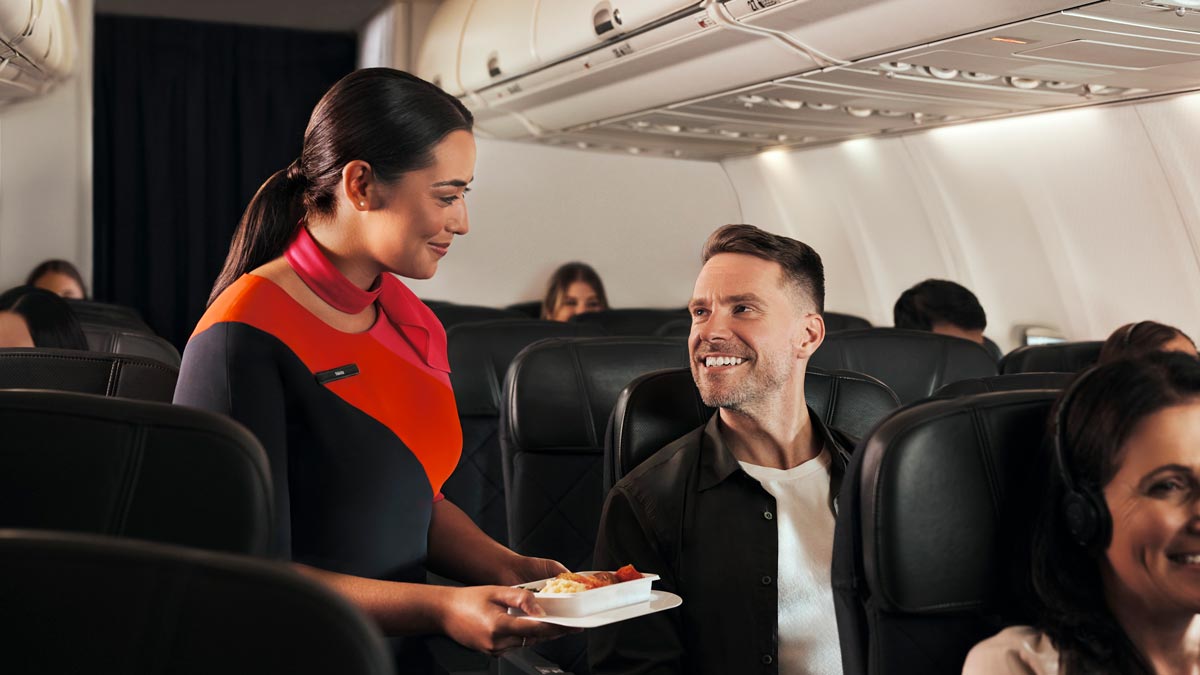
521,636,528,648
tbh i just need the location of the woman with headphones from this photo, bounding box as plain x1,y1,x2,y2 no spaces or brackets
964,351,1200,673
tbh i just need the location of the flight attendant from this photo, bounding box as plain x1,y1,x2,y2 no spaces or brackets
174,68,575,665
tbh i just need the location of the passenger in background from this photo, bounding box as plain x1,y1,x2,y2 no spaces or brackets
541,261,608,321
0,286,88,349
173,68,574,666
1099,320,1197,363
591,224,849,675
26,259,87,299
964,352,1200,674
894,278,987,345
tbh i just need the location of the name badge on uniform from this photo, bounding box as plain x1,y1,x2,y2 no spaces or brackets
315,364,359,385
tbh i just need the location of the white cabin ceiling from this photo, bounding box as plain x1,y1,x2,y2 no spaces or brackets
422,0,1200,161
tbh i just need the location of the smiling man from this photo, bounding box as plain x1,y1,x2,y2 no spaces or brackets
590,224,856,675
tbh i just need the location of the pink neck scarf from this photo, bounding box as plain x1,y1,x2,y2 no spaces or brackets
284,225,449,372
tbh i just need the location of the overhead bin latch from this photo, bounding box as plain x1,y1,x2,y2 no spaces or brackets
487,52,501,78
593,3,623,37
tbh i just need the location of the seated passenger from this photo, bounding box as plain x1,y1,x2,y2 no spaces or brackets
1099,320,1197,363
894,278,987,345
26,259,87,299
590,224,849,674
964,352,1200,674
541,262,608,321
0,286,88,350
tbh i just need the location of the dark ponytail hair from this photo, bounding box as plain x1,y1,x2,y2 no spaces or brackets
209,68,474,305
1032,352,1200,674
541,262,610,320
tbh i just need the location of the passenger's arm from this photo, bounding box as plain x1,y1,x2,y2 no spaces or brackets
426,497,568,586
589,486,685,675
295,564,579,656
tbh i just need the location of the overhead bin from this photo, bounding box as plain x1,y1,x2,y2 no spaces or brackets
532,0,699,66
414,0,474,96
0,0,77,100
419,0,1200,157
458,0,538,93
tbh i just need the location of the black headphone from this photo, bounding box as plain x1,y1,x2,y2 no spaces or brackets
1052,365,1113,552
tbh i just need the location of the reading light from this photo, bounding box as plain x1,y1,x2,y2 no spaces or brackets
806,101,837,111
656,124,682,133
737,94,765,105
961,71,999,82
1006,76,1041,90
928,67,959,80
1086,83,1122,95
845,106,874,118
719,129,743,138
768,97,803,110
1046,81,1080,89
576,142,591,149
878,110,907,117
632,120,651,128
688,127,711,134
627,147,642,155
879,61,913,72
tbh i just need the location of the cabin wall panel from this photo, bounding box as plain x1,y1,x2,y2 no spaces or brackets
722,92,1200,352
403,137,742,308
0,0,92,292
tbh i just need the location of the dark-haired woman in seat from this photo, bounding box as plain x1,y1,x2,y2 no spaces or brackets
26,259,87,300
963,352,1200,674
1099,321,1197,363
0,286,88,349
173,68,576,664
542,261,608,321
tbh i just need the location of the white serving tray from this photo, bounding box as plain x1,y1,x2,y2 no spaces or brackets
511,590,683,628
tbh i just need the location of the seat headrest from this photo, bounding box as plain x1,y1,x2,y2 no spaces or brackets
65,299,150,332
424,301,527,329
859,390,1057,615
0,390,272,555
933,372,1073,398
503,337,689,452
0,530,393,675
0,347,178,402
569,308,690,336
999,341,1102,374
80,323,181,367
505,301,542,318
810,328,998,404
653,317,690,338
447,320,603,416
824,311,872,332
607,367,900,487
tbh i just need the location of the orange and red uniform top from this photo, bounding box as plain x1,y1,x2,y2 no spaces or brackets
174,228,461,583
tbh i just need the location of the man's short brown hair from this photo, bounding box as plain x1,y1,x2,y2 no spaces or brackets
701,224,825,313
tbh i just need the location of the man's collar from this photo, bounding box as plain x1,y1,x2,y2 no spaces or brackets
697,406,843,492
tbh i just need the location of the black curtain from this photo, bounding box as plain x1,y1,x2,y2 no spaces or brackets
93,16,356,348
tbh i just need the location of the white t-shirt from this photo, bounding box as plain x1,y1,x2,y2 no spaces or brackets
739,451,842,675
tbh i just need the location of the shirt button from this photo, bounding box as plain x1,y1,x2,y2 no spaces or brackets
761,654,773,665
761,575,772,585
763,511,773,520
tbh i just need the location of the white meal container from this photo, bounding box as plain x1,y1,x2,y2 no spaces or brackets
517,572,659,617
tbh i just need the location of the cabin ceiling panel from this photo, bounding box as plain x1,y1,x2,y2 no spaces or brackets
95,0,389,32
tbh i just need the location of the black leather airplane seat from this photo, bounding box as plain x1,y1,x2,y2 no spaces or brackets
0,347,178,402
825,311,872,332
65,298,151,332
0,530,393,675
810,328,998,404
569,308,690,336
0,390,272,555
933,372,1073,398
606,366,900,490
424,299,527,329
833,390,1058,675
999,341,1103,374
499,336,688,674
79,323,182,367
445,319,603,544
506,300,542,318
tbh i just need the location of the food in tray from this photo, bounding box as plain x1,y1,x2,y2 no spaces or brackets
539,565,644,594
